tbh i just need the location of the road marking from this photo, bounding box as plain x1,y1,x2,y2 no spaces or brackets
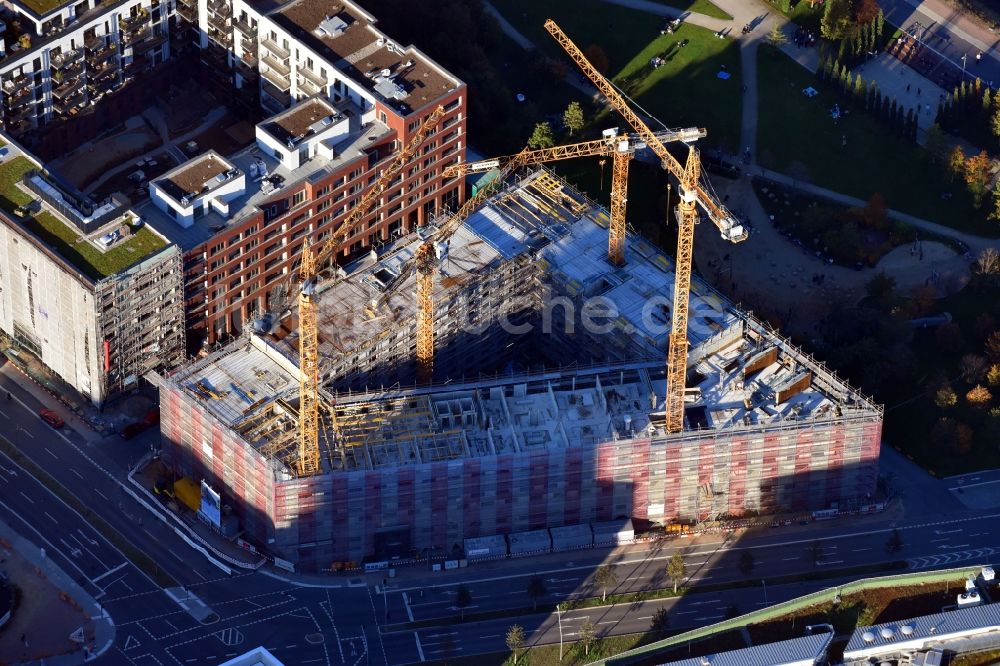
93,562,128,583
403,591,415,622
70,468,83,479
782,556,799,561
18,491,33,504
817,560,844,565
17,427,33,439
850,548,872,552
931,538,949,543
44,511,58,524
169,549,184,562
94,488,109,501
674,611,696,615
0,410,7,419
414,633,425,662
44,447,58,459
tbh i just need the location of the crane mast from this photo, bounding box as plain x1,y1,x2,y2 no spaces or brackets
293,105,446,475
544,18,746,433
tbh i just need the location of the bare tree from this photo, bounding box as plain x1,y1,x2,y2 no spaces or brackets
527,575,547,610
650,607,670,636
978,247,1000,276
579,616,597,656
960,354,989,383
593,565,619,602
455,585,471,621
506,624,525,665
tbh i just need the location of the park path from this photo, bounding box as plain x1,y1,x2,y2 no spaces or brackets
483,0,999,255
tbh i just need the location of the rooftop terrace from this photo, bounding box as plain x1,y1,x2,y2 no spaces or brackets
260,96,341,146
158,153,235,204
274,0,459,114
138,98,391,250
0,145,168,281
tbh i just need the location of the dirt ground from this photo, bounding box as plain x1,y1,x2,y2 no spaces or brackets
695,176,971,337
0,538,92,663
49,117,161,190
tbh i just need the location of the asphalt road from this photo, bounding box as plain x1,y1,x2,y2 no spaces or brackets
0,366,997,666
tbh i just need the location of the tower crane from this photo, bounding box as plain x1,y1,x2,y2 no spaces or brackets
291,105,445,476
443,126,706,265
544,19,748,433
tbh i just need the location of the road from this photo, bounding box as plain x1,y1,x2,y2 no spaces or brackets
0,365,997,666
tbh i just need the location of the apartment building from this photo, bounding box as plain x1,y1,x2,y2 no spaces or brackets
0,140,184,405
0,0,466,353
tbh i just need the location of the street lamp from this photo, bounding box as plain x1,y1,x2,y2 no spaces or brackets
557,603,564,661
962,53,968,77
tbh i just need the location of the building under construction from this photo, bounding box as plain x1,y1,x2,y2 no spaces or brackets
153,169,883,570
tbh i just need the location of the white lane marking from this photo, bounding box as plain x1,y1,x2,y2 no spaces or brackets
94,488,109,501
44,511,58,523
44,447,58,459
70,468,84,479
817,560,845,566
92,562,128,583
414,633,425,662
18,491,34,504
782,556,799,561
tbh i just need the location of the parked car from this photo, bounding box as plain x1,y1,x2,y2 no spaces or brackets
119,407,160,440
39,408,64,429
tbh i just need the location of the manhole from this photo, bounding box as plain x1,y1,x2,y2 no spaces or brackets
305,633,324,645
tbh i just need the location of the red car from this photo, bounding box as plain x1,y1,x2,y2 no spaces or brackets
39,408,65,429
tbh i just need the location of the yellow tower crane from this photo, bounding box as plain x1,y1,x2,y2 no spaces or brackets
292,105,446,476
443,126,706,265
544,19,748,433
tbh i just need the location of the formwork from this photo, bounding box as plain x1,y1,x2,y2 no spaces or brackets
155,169,884,571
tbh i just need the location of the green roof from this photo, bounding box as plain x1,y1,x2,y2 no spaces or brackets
0,156,168,280
13,0,74,16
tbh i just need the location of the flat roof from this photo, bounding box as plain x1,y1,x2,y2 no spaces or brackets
138,99,391,250
844,603,1000,656
158,152,235,203
274,0,459,113
0,141,170,281
262,96,340,145
659,631,833,666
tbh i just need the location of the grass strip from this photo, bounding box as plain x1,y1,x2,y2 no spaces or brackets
388,560,908,631
0,437,177,588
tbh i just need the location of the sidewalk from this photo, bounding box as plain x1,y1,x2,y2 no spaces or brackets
0,518,114,664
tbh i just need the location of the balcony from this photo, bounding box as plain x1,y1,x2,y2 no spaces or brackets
298,64,325,88
260,36,289,59
3,82,33,105
4,119,33,135
120,11,150,33
297,75,320,96
52,76,83,100
132,29,168,53
52,49,83,70
234,16,256,38
207,0,231,17
6,102,37,121
53,90,87,115
123,25,151,45
260,65,289,91
175,3,196,22
207,27,233,49
90,62,120,81
2,74,31,94
260,52,289,77
261,78,291,109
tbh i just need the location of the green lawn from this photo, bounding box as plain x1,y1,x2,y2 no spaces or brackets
613,22,743,150
0,156,167,280
652,0,732,20
755,45,1000,237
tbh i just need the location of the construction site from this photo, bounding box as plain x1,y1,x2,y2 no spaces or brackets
153,21,883,570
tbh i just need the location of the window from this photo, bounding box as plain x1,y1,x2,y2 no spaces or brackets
292,190,306,207
228,248,241,262
379,111,387,125
210,242,224,255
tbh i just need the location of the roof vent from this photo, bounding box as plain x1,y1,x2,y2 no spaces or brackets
862,631,876,643
880,627,895,640
900,625,914,636
380,68,392,78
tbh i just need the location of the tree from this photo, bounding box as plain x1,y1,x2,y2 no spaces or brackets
526,575,546,610
579,616,597,656
807,540,823,566
931,417,974,455
967,384,993,407
989,182,1000,221
865,270,896,303
992,107,1000,141
821,0,855,41
977,248,1000,276
987,330,1000,360
964,150,992,207
924,124,947,162
948,146,967,182
649,607,670,636
506,624,525,665
987,364,1000,387
934,384,958,408
583,44,609,74
593,564,619,602
527,122,555,149
885,528,904,554
739,551,755,577
767,24,788,46
562,101,584,136
667,552,687,593
961,354,989,383
936,323,964,354
455,584,472,621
